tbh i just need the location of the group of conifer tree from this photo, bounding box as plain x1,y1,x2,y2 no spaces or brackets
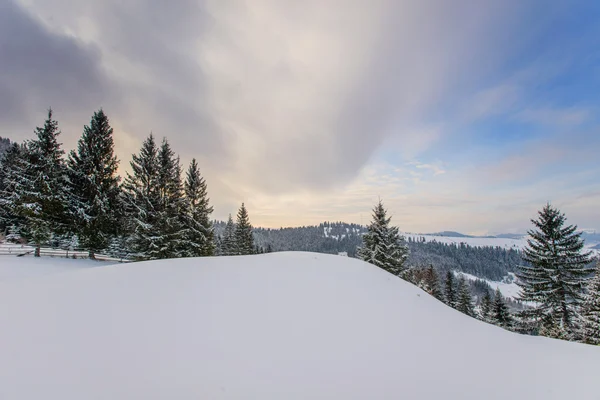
0,109,255,260
358,200,599,345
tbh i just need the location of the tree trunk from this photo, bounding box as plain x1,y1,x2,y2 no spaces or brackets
34,244,40,258
89,250,96,260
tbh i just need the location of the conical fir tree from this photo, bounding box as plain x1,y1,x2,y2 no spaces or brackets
580,263,600,345
479,291,493,323
153,139,186,259
6,109,67,256
422,265,444,300
66,110,122,259
516,204,593,336
492,288,513,329
444,271,457,308
182,158,215,257
456,277,475,317
0,143,27,235
123,134,160,260
357,200,409,276
235,203,254,255
221,214,237,256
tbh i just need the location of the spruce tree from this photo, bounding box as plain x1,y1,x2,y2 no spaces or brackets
357,200,409,276
479,291,493,322
182,158,214,257
153,139,186,259
516,204,593,336
444,271,457,308
492,288,513,329
0,143,27,235
235,203,254,255
580,263,600,345
221,214,237,256
4,110,67,256
422,265,443,300
456,277,475,317
66,110,121,259
123,134,161,260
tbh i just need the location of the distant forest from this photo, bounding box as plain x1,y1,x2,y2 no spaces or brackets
214,221,525,281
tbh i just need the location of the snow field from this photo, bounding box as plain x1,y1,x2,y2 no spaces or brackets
0,253,598,399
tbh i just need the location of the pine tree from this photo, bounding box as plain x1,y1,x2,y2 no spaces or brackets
123,134,161,260
66,110,122,259
3,110,67,256
456,277,475,317
580,263,600,345
444,271,457,307
182,158,214,257
492,288,513,329
235,203,254,255
516,204,593,337
479,291,493,322
221,214,237,256
357,200,409,276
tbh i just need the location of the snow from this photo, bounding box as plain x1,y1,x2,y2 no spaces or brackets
404,232,600,258
404,233,526,250
456,271,521,299
0,252,598,399
0,256,115,283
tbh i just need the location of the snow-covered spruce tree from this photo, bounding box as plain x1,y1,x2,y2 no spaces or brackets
235,203,254,255
479,291,493,323
456,277,475,317
422,265,444,301
516,204,593,338
444,271,457,308
0,143,27,235
580,263,600,345
491,288,513,330
66,110,122,259
221,214,237,256
182,158,214,257
153,139,186,259
123,134,161,260
3,110,67,256
357,200,409,276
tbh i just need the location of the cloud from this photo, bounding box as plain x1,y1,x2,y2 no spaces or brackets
0,0,110,139
6,0,596,233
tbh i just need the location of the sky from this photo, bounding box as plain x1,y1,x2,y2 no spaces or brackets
1,0,599,234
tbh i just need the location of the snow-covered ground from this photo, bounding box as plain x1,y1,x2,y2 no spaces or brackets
404,232,600,256
0,253,598,399
404,232,527,250
456,271,521,299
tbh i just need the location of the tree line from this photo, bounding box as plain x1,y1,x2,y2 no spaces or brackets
357,200,599,345
0,109,255,259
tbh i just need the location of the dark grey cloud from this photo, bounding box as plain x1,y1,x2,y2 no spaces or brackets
0,0,108,138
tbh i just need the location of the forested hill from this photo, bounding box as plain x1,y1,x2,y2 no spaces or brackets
214,221,525,281
0,137,11,157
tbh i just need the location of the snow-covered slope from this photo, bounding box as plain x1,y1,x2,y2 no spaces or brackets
457,271,521,299
404,232,600,257
0,253,598,399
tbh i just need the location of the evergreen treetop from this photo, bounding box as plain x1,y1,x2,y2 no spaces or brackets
183,158,215,257
516,204,593,335
357,200,409,276
235,203,254,255
66,109,121,258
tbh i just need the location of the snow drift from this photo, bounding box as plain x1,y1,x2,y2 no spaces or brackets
0,252,598,399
